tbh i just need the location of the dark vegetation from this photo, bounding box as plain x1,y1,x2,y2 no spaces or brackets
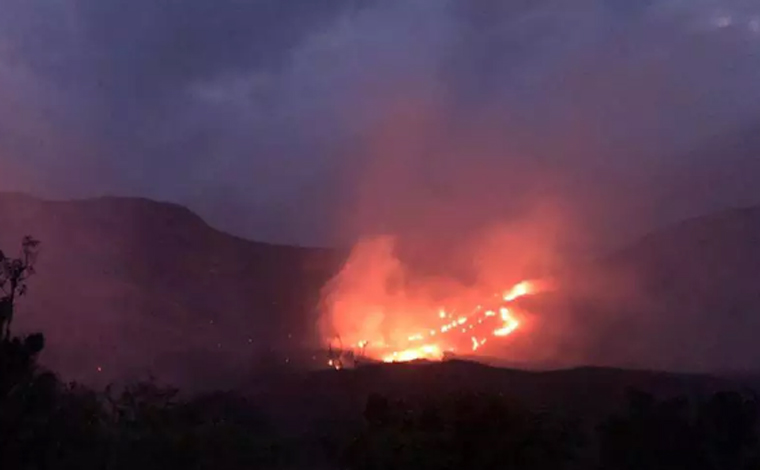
3,337,760,470
1,236,760,468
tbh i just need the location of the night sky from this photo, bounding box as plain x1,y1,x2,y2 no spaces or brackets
1,0,759,248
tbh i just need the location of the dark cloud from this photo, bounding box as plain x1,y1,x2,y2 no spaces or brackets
0,0,759,247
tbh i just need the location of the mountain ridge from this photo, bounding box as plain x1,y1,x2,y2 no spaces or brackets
4,192,760,384
534,203,760,373
0,192,344,385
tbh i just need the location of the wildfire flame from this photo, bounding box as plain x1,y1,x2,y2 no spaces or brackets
327,279,546,367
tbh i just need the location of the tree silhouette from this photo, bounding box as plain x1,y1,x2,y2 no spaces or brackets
0,236,40,340
598,389,760,470
698,391,760,470
347,392,584,470
2,235,760,469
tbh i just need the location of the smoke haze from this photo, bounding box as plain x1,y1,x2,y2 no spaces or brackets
0,0,759,247
1,1,760,379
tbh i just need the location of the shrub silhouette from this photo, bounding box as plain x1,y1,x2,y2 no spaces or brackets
698,391,760,470
598,389,760,470
346,392,584,470
2,236,760,469
0,237,280,469
0,345,282,470
0,236,40,340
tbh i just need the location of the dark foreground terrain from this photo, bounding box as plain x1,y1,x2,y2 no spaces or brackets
4,196,760,467
2,334,759,470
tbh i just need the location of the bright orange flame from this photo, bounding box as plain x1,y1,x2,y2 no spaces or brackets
329,279,546,367
493,307,520,337
383,344,443,363
503,281,533,301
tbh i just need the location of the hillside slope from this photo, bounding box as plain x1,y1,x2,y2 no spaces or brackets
604,207,760,369
0,193,342,384
522,206,760,373
5,193,760,382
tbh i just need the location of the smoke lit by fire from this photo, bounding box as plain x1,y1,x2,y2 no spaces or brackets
319,236,552,366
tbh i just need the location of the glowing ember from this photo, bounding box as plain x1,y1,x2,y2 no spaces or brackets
383,344,443,363
327,279,545,367
493,307,520,337
504,281,540,301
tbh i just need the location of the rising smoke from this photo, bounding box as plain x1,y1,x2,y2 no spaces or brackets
316,0,760,371
1,1,760,381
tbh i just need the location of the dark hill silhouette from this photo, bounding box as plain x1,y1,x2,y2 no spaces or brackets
5,192,760,384
524,205,760,374
602,206,760,372
0,193,343,385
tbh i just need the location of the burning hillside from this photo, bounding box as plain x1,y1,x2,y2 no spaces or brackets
319,236,553,367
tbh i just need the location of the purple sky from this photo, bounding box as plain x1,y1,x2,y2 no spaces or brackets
1,0,759,248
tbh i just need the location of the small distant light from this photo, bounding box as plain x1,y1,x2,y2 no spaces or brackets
285,357,290,363
209,320,214,324
96,366,102,372
287,333,292,339
247,338,253,344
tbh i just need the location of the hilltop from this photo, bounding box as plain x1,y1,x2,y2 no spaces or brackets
518,205,760,373
4,192,760,383
0,193,343,385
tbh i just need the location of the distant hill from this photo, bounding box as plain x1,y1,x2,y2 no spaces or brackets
5,192,760,384
521,206,760,373
0,193,344,384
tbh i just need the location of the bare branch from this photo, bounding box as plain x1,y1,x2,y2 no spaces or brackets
0,236,41,340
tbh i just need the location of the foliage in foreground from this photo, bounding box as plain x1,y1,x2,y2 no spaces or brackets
1,233,759,469
3,331,760,470
0,334,279,470
345,392,585,470
345,390,760,470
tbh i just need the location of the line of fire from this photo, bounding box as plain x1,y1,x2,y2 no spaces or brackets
325,279,549,370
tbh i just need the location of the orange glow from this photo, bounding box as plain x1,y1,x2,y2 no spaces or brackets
323,277,545,366
383,344,443,363
493,307,520,337
503,281,533,301
319,236,554,368
373,294,526,363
